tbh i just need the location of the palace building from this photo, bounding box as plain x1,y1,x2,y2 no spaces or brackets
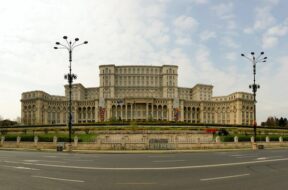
21,65,254,125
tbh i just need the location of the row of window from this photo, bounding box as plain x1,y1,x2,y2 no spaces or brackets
102,67,177,75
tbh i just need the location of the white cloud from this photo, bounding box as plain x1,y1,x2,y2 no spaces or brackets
221,37,239,49
173,15,198,45
261,18,288,49
257,55,288,120
200,30,216,41
173,15,199,32
190,0,209,4
210,2,234,20
225,52,237,61
254,6,276,30
262,36,278,49
245,1,279,33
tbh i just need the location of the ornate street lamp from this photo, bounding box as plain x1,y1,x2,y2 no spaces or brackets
241,52,267,141
54,36,88,149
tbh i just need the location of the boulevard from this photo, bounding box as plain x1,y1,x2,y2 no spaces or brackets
0,149,288,189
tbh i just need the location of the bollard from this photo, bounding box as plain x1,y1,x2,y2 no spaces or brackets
34,136,38,146
234,136,238,143
0,136,4,145
215,136,221,143
53,136,58,145
265,136,270,143
251,136,255,143
74,136,78,147
279,136,283,143
17,136,21,144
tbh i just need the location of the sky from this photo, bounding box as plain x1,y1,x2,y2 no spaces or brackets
0,0,287,123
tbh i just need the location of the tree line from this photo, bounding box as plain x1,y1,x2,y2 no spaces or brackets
261,116,288,128
0,116,19,127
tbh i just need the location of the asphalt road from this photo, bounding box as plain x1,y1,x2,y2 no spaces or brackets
1,149,288,190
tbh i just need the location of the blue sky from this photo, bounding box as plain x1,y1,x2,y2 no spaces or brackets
0,0,287,123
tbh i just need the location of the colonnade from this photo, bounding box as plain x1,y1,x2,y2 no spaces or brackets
111,103,168,121
183,107,200,123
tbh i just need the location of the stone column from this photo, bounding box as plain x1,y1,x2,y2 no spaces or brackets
180,101,184,122
279,136,283,143
190,108,193,123
266,136,270,143
74,105,78,123
151,104,154,120
131,104,133,120
121,105,123,120
146,103,149,121
115,105,118,119
156,105,159,120
161,105,164,120
125,104,128,121
234,136,238,143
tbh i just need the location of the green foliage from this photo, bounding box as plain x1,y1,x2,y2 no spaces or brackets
238,136,251,142
221,136,234,142
0,119,17,127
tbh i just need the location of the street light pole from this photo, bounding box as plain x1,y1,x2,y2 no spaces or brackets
241,52,267,141
54,36,88,148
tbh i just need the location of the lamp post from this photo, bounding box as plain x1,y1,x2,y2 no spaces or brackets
241,52,267,141
54,36,88,148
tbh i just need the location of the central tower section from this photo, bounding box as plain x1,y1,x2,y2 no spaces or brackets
99,64,178,99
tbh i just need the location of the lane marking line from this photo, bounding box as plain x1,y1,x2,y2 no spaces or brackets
152,160,186,163
0,165,39,171
201,173,250,181
3,157,288,171
116,182,156,185
24,160,66,163
257,157,267,160
256,156,282,160
63,159,94,162
31,176,84,183
235,156,257,158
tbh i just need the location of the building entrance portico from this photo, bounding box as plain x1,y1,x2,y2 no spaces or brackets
110,99,169,121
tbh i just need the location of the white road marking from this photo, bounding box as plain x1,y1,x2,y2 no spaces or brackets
3,157,288,171
0,165,39,171
116,182,156,185
201,173,250,181
31,176,84,183
24,160,66,163
256,156,283,160
235,155,257,159
15,166,40,170
152,160,186,163
257,157,267,160
63,159,94,162
148,156,174,158
231,154,257,157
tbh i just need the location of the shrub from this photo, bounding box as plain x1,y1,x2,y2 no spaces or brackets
221,136,234,142
238,136,251,142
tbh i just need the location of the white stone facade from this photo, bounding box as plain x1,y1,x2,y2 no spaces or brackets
21,65,254,125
